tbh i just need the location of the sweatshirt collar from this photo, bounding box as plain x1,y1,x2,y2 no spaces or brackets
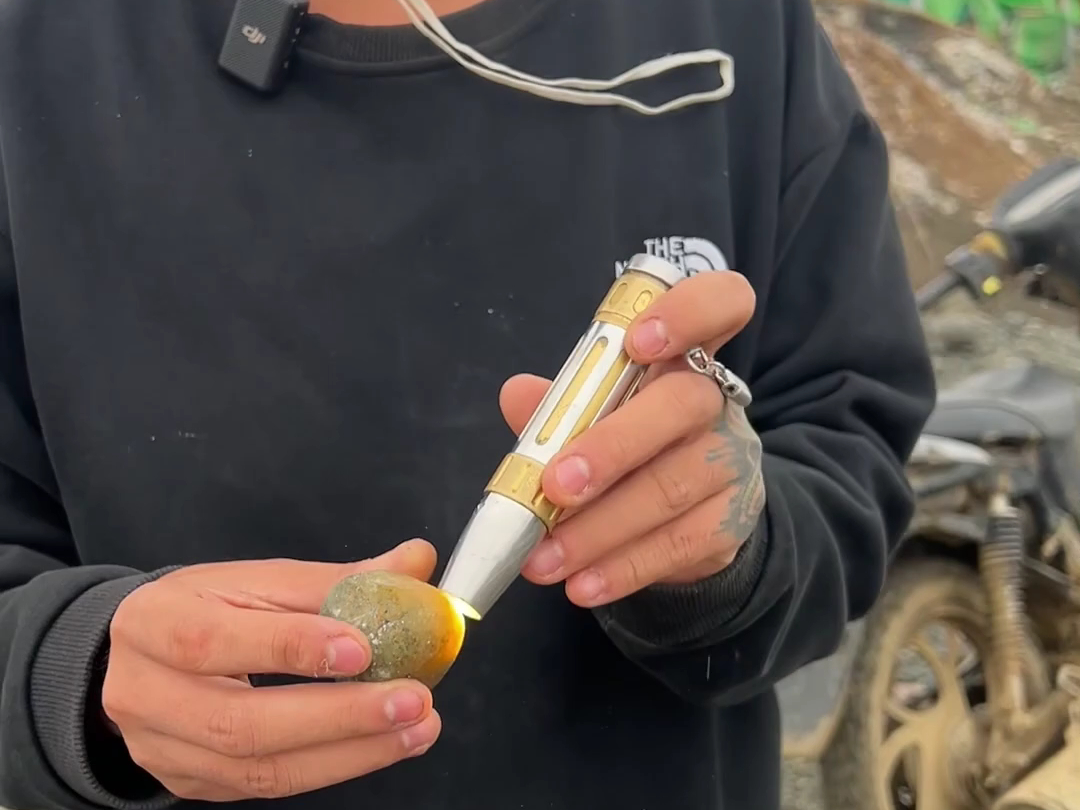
298,0,557,72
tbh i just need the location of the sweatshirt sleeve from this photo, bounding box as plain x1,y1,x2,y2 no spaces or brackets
0,160,174,810
594,8,935,705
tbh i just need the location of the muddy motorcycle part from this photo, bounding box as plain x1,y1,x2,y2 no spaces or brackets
821,558,1001,810
979,492,1064,796
993,666,1080,810
992,740,1080,810
983,495,1050,724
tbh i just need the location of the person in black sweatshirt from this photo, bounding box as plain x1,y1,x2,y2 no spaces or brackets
0,0,935,808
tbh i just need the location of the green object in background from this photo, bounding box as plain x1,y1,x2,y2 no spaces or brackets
1064,0,1080,25
995,0,1056,9
1010,10,1069,72
923,0,970,23
872,0,1078,75
969,0,1010,35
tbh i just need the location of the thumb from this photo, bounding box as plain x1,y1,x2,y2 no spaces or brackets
499,373,552,436
354,538,438,583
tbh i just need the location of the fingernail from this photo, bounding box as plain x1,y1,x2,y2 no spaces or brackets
526,539,565,579
402,721,438,754
326,637,368,674
573,570,606,605
554,456,590,496
632,318,669,357
385,689,426,726
406,740,435,758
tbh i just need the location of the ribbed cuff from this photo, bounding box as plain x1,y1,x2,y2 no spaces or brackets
30,569,181,810
595,518,770,651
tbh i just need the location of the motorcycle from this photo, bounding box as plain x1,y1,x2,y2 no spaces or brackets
777,157,1080,810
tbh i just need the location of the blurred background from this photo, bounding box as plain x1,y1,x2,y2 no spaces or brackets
783,2,1080,807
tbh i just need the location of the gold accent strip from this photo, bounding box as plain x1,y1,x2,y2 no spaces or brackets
485,453,560,529
566,352,632,444
484,353,637,530
594,269,669,328
536,337,608,445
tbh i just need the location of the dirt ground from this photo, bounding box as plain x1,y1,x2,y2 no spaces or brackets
817,0,1080,286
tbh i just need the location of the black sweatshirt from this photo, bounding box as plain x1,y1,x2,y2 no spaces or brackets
0,0,935,808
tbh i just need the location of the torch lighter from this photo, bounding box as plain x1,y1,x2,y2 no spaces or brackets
437,253,687,620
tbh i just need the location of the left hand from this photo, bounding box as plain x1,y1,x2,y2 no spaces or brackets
500,270,766,608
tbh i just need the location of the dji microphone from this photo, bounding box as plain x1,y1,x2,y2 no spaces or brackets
218,0,309,94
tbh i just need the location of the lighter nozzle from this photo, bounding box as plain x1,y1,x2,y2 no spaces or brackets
437,492,548,620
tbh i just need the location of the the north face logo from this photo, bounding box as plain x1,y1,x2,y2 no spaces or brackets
615,236,729,277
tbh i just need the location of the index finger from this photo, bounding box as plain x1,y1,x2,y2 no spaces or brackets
167,540,438,614
541,370,721,507
113,581,372,678
624,270,756,364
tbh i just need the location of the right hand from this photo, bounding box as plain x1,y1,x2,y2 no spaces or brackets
102,540,444,802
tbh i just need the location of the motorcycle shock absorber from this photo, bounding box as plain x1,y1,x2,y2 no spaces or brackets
982,491,1037,724
1059,665,1080,745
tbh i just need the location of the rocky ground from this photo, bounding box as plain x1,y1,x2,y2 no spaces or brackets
781,3,1080,808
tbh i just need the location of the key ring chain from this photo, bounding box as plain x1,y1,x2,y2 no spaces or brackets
685,347,753,408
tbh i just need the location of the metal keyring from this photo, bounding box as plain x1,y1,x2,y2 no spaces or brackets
685,347,753,408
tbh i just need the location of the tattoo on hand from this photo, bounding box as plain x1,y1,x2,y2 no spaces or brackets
705,404,765,542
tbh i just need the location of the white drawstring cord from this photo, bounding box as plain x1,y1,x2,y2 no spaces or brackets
393,0,735,115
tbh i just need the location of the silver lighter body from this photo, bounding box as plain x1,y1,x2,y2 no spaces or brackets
438,254,687,619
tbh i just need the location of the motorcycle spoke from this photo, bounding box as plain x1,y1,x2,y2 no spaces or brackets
942,625,965,669
878,715,959,810
884,693,921,725
878,719,921,789
910,635,969,713
911,745,951,810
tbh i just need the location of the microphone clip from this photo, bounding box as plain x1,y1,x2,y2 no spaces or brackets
218,0,310,94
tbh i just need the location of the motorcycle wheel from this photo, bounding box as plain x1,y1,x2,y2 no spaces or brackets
821,557,996,810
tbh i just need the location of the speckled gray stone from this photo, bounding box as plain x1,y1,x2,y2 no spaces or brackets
320,570,466,689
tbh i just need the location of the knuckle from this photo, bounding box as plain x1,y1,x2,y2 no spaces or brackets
108,591,146,646
166,617,217,672
337,691,380,736
205,701,260,758
701,449,732,491
598,425,638,476
649,467,694,514
621,550,649,592
164,778,214,802
128,737,195,787
126,742,162,776
242,755,300,799
269,623,316,673
570,419,636,483
718,271,757,319
670,373,720,424
100,671,129,723
659,526,700,570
